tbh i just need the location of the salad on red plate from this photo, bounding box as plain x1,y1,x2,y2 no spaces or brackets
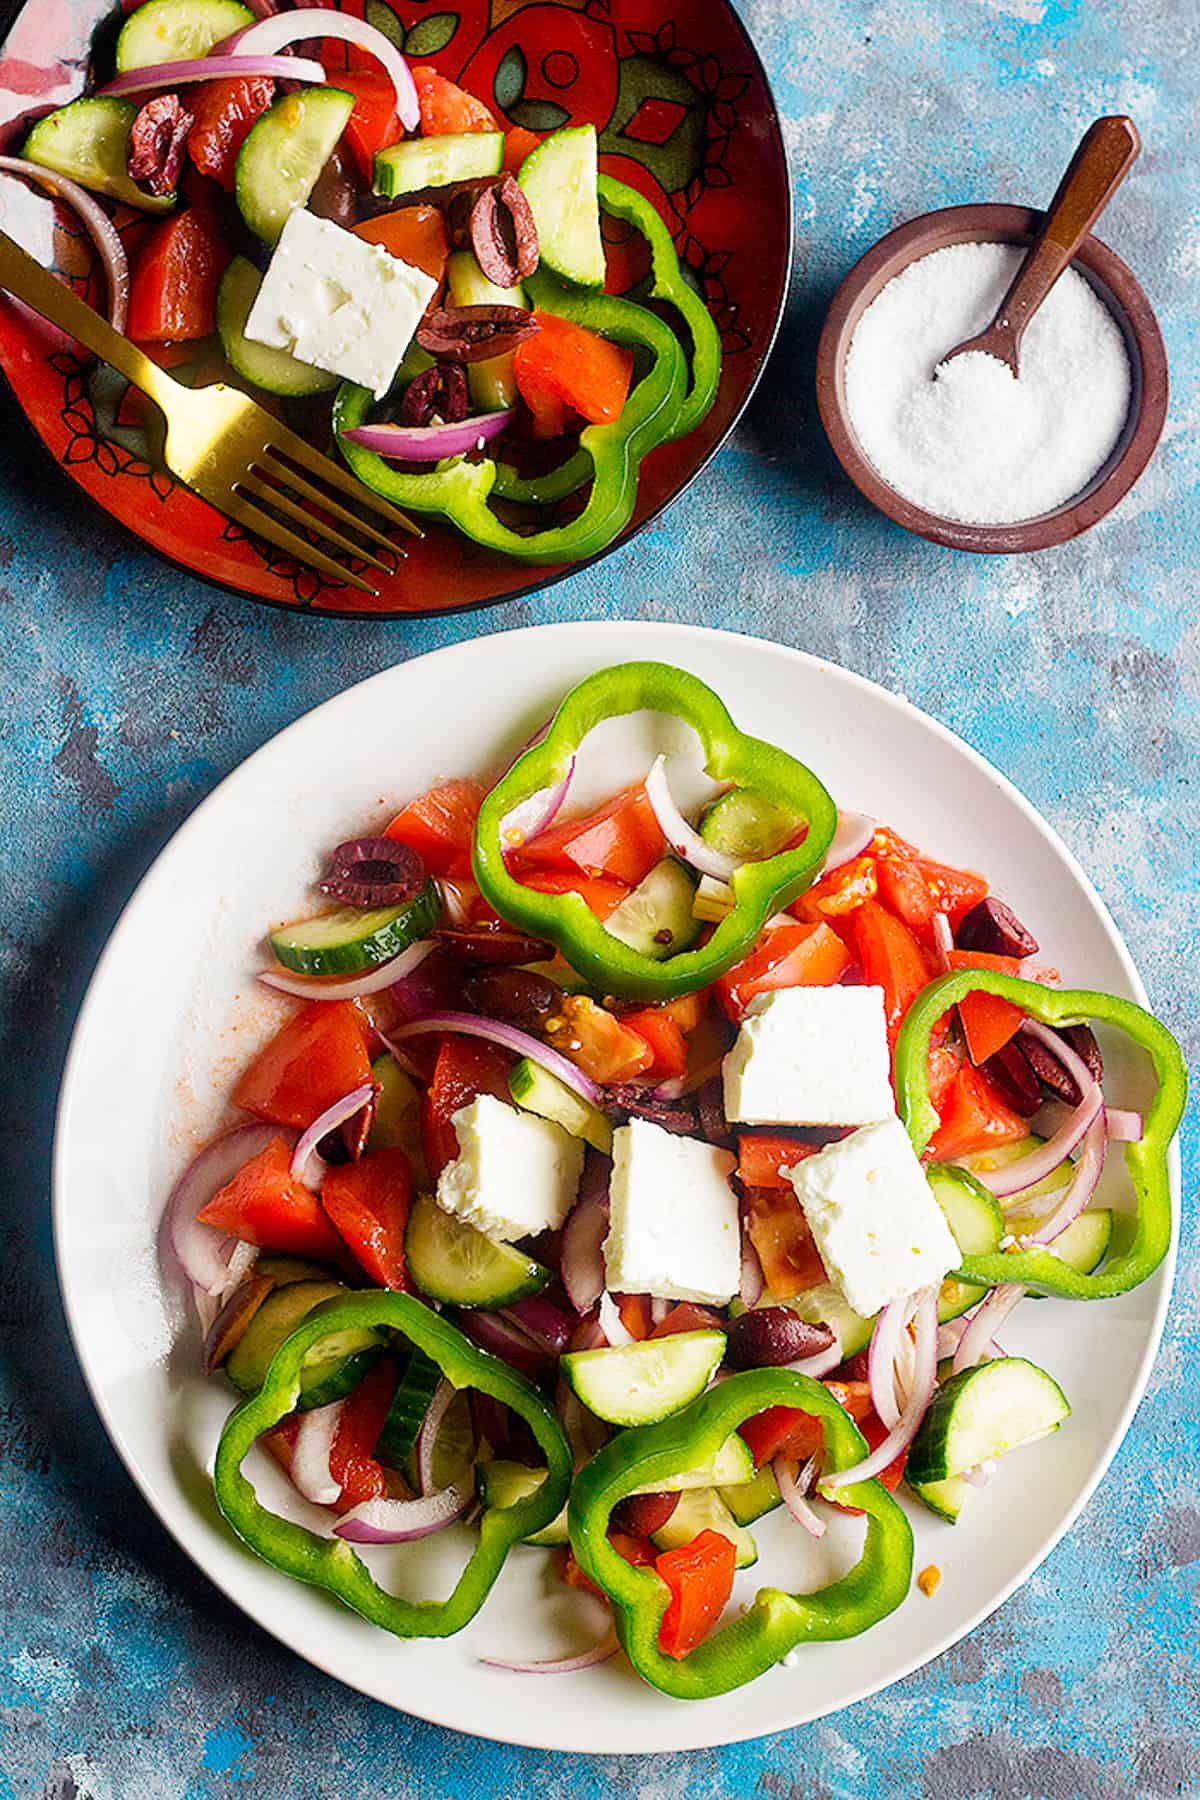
7,0,722,566
168,662,1185,1698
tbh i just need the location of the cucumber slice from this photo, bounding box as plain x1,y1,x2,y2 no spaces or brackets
403,1385,474,1491
653,1487,757,1569
217,256,337,398
446,250,526,410
906,1356,1070,1488
368,1055,428,1182
115,0,252,70
405,1192,549,1307
477,1463,569,1545
517,125,604,288
700,789,799,861
961,1135,1071,1210
508,1057,613,1154
22,98,175,213
604,859,699,961
375,1346,441,1467
237,87,355,244
270,882,438,977
525,1499,569,1547
1006,1208,1114,1292
224,1282,383,1407
910,1474,971,1523
719,1462,782,1526
929,1165,1004,1323
561,1330,724,1427
785,1285,876,1358
374,132,503,198
632,1432,753,1495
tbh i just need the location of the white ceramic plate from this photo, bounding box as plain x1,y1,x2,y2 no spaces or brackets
54,621,1177,1754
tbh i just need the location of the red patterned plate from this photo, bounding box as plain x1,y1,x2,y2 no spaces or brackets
0,0,790,617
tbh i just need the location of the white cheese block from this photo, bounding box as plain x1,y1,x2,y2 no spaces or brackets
785,1116,960,1317
603,1117,740,1305
723,984,895,1126
244,208,438,399
437,1094,583,1243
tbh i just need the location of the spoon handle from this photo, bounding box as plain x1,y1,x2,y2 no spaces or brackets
995,115,1141,357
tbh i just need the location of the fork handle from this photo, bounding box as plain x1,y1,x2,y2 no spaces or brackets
0,224,183,411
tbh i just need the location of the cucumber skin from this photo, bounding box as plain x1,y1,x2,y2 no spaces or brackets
374,133,503,197
270,882,439,977
517,124,604,289
910,1475,970,1523
225,1283,383,1408
508,1057,613,1154
404,1193,550,1308
907,1357,1070,1487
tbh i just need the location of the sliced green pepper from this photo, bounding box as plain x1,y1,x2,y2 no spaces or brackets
213,1292,571,1638
896,971,1186,1299
334,270,684,564
472,661,837,1000
568,1371,913,1699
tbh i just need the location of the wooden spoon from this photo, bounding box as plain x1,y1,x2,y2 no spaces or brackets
941,115,1141,377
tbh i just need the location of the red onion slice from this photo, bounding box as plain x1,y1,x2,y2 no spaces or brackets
739,1236,765,1310
501,1295,574,1356
416,1378,457,1497
225,10,419,130
343,411,514,463
952,1283,1025,1375
290,1082,375,1189
1026,1109,1107,1245
972,1085,1102,1199
936,1317,1006,1362
556,1382,608,1467
561,1180,610,1315
868,1298,910,1430
459,1308,548,1377
0,156,130,331
291,1400,343,1506
645,755,737,881
820,811,876,876
334,1481,472,1543
165,1122,284,1295
1105,1107,1143,1142
931,910,953,973
598,1292,634,1347
98,52,323,95
385,1011,602,1106
775,1455,825,1538
822,1287,939,1492
481,1629,619,1675
259,937,436,1002
499,754,575,858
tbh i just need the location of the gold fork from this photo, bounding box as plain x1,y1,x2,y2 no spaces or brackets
0,225,419,596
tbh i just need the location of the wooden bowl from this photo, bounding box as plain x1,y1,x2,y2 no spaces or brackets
815,203,1169,554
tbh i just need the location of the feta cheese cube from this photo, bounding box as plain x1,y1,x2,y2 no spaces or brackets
723,985,895,1127
437,1094,583,1242
244,209,438,399
603,1118,740,1305
785,1116,959,1317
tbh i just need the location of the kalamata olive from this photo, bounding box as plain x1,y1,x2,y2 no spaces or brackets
319,836,426,907
1019,1022,1103,1106
463,966,559,1032
983,1040,1042,1115
696,1074,733,1146
203,1274,275,1374
308,148,359,228
612,1490,680,1537
725,1309,836,1371
436,924,554,964
605,1088,698,1135
955,896,1039,958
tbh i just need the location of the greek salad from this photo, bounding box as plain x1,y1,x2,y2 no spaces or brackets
170,662,1185,1698
11,1,722,565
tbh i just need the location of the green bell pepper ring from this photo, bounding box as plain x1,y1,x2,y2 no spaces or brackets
213,1293,572,1639
896,971,1186,1300
492,174,722,505
568,1371,913,1699
472,661,838,1001
334,271,685,564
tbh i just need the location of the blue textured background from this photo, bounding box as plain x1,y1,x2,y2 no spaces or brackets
1,0,1197,1793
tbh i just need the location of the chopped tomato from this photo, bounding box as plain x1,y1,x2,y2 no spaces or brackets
852,900,932,1045
738,1381,873,1468
875,855,939,944
742,1185,828,1300
187,76,274,189
913,857,989,929
325,64,399,181
926,1043,962,1111
548,994,653,1085
615,1292,652,1339
656,1529,736,1660
517,869,631,921
127,207,230,342
791,854,878,923
562,1530,655,1598
714,921,850,1022
945,949,1026,1064
620,1005,688,1082
384,778,486,878
197,1136,347,1262
420,1033,514,1178
514,312,634,436
409,64,499,135
650,1302,725,1338
329,1358,396,1511
515,783,663,888
502,124,542,173
860,1409,907,1493
353,204,448,283
321,1147,414,1289
233,1001,373,1131
929,1060,1029,1162
736,1134,819,1190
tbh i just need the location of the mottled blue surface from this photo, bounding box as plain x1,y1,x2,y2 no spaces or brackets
1,0,1198,1793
